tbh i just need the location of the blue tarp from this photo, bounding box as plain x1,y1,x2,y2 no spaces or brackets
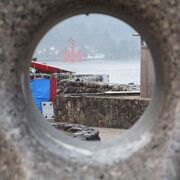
29,79,50,112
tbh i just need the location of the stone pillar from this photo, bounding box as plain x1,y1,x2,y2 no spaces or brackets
140,44,155,98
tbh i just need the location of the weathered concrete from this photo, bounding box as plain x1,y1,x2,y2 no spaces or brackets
54,95,149,129
0,0,179,180
140,45,155,98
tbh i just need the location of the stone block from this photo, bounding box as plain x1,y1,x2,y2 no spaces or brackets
0,0,179,179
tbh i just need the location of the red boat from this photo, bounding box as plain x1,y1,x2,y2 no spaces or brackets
31,61,72,74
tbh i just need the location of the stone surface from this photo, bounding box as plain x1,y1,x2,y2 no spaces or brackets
92,127,126,142
51,122,101,141
140,45,155,98
0,0,179,180
54,95,149,128
57,80,138,94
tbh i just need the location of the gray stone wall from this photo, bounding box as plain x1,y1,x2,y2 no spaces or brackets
57,80,139,94
54,95,149,129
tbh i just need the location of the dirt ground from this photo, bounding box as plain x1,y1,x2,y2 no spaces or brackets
92,127,126,142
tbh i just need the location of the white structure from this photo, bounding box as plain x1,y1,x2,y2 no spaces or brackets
42,102,55,121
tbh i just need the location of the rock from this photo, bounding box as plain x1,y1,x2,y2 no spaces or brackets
73,130,100,141
52,122,101,141
68,126,82,133
57,79,139,95
63,124,74,131
83,130,100,141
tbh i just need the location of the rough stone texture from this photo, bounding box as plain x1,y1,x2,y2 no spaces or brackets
0,0,179,180
140,45,155,98
51,122,101,141
54,95,149,129
57,80,138,94
57,74,108,83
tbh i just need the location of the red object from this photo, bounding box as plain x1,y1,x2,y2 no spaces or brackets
50,77,57,102
63,38,83,63
31,61,71,74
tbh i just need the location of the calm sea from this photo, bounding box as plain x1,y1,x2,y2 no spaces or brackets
40,59,140,84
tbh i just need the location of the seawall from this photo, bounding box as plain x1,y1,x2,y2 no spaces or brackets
54,94,149,129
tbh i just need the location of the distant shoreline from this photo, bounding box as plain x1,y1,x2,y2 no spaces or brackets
36,60,140,84
38,58,140,62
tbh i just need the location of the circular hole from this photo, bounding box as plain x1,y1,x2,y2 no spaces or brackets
26,13,156,163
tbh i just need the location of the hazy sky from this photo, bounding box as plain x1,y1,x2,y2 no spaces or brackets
34,14,140,61
32,14,141,84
